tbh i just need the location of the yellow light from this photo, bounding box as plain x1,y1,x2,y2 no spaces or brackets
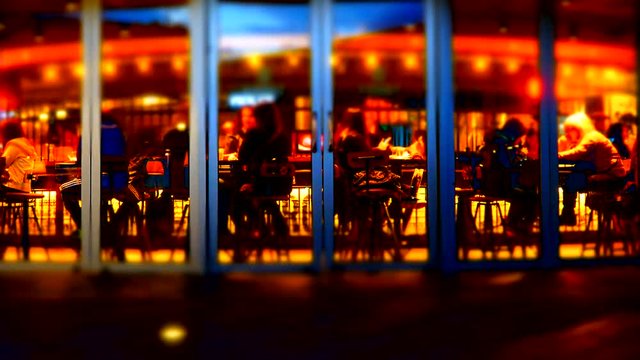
72,63,84,78
603,67,620,83
141,95,162,107
38,112,49,121
585,66,597,80
527,77,541,99
560,63,573,77
55,109,68,120
330,54,338,67
136,57,151,74
404,54,418,70
472,56,490,73
43,65,59,82
505,58,520,74
176,122,187,131
247,54,261,69
102,60,117,77
172,56,185,73
159,323,187,346
365,53,378,70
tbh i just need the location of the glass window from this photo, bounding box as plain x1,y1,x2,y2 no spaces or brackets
555,0,638,259
216,1,314,265
452,0,541,261
100,0,190,263
332,0,428,263
0,0,82,262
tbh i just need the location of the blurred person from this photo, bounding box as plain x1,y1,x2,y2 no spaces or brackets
219,103,291,249
478,117,537,235
558,112,626,225
0,120,36,193
606,122,632,159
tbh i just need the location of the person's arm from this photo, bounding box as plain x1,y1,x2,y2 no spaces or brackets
1,142,19,166
558,139,591,161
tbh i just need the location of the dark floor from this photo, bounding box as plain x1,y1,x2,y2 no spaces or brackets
1,267,640,359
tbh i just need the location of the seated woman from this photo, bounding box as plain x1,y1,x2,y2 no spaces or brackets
558,112,626,225
1,120,36,194
221,102,291,248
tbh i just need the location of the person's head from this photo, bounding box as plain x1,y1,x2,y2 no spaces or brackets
501,117,526,141
607,122,630,143
342,108,366,136
563,112,594,144
253,102,282,136
1,120,25,146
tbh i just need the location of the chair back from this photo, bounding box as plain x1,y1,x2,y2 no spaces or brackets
254,161,295,198
346,150,388,170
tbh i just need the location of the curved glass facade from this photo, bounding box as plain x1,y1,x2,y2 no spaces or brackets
0,0,637,271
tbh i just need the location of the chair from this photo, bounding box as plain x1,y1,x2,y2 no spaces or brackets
233,160,295,262
346,150,403,262
582,179,630,257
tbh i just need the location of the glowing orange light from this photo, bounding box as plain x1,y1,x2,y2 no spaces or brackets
301,134,312,147
560,63,573,77
172,56,185,73
330,54,338,67
527,77,541,99
472,56,490,73
365,53,378,70
102,99,115,112
404,54,418,70
603,67,620,83
288,54,299,67
505,58,519,74
102,60,117,77
585,66,597,80
72,62,84,78
43,65,59,82
247,54,261,69
136,57,151,74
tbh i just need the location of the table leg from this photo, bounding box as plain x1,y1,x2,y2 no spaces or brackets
21,199,30,260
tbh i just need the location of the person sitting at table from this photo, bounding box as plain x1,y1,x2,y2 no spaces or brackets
478,117,538,236
1,119,37,194
61,114,127,233
220,102,291,250
334,108,394,234
606,122,632,160
558,112,626,226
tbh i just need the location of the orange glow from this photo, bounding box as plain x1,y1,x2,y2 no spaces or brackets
171,56,186,73
247,54,261,69
527,77,541,99
404,53,418,70
603,67,621,83
72,62,84,78
301,133,312,147
102,60,117,77
43,64,59,82
560,63,573,77
585,66,597,80
330,54,338,67
136,57,151,74
365,53,378,70
505,58,520,74
472,56,490,73
288,54,300,67
102,99,115,111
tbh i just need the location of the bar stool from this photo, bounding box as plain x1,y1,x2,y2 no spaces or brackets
2,192,45,260
469,195,507,257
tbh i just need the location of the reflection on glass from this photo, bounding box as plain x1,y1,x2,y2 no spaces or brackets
332,0,428,263
99,2,190,263
0,2,81,262
452,0,541,261
555,0,638,259
217,1,313,265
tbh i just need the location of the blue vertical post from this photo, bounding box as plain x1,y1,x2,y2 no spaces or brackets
207,0,220,272
434,0,456,272
425,0,440,268
539,0,559,267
